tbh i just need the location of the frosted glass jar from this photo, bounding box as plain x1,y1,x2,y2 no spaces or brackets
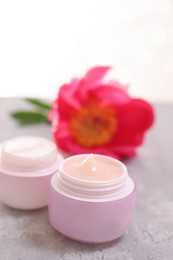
49,154,136,243
0,136,63,210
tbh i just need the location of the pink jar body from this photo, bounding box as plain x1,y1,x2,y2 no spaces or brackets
0,172,52,210
48,179,136,243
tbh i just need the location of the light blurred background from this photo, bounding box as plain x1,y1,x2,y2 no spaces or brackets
0,0,173,102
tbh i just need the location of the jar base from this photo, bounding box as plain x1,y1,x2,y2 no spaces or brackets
50,219,126,243
48,182,136,244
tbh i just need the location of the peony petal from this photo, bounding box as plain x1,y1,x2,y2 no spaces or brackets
83,66,111,86
109,80,129,90
108,144,136,157
57,80,82,117
53,121,73,152
90,85,131,106
76,67,111,102
114,99,154,146
48,100,59,121
118,99,154,130
49,110,58,122
53,120,71,138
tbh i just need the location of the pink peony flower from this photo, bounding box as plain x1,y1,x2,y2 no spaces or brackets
49,67,154,159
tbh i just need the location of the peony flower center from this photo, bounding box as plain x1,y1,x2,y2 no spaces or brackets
70,103,117,148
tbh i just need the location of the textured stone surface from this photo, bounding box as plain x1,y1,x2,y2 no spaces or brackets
0,98,173,260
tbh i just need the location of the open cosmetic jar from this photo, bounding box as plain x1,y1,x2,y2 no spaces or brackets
0,136,63,210
48,154,136,243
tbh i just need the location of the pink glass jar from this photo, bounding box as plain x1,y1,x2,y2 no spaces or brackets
48,154,136,243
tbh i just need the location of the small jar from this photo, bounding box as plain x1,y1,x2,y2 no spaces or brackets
48,154,136,243
0,136,63,210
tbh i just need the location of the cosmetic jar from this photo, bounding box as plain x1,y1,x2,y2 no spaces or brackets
0,136,63,210
48,154,136,243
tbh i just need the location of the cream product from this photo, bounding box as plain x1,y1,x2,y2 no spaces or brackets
48,154,136,243
0,136,63,210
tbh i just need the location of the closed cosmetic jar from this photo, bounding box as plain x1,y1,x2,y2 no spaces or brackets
0,136,63,210
48,154,136,243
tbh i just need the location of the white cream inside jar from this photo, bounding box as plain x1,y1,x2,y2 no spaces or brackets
55,154,134,202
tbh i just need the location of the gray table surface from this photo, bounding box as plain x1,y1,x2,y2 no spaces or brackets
0,98,173,260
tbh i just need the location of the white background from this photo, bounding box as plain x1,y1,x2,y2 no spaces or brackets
0,0,173,102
